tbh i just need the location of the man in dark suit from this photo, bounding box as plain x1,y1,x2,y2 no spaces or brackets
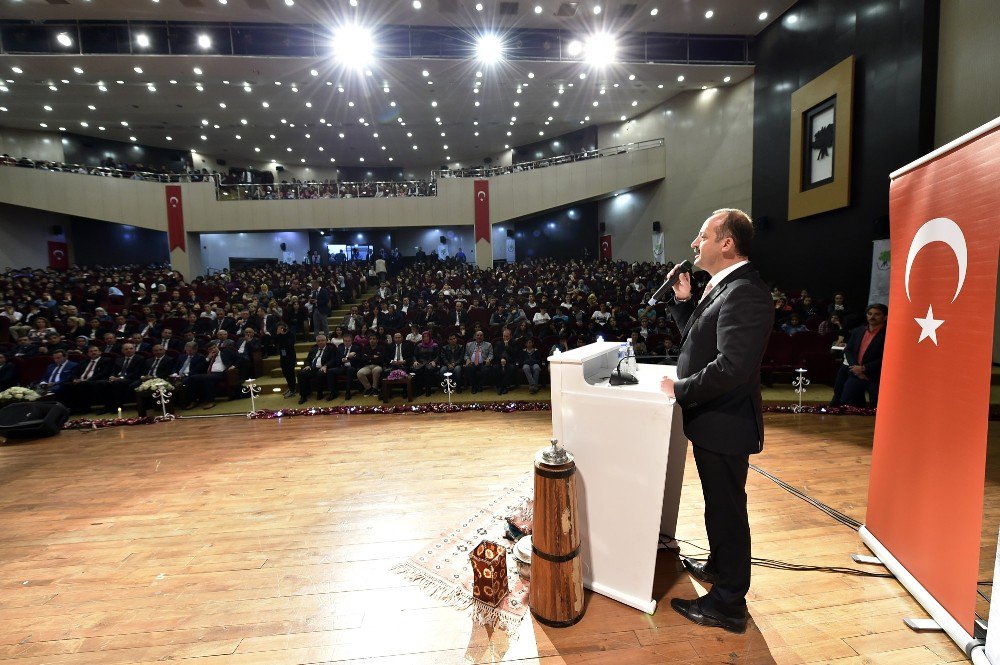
160,328,183,352
311,280,331,337
382,332,413,375
492,327,519,395
141,344,176,382
235,328,263,380
332,332,367,399
0,353,16,391
185,341,237,409
65,345,114,413
37,349,78,400
831,304,887,408
661,209,774,634
298,334,338,403
172,341,207,408
103,342,147,413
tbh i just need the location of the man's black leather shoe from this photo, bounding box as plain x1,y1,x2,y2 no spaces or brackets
670,597,747,634
681,557,718,584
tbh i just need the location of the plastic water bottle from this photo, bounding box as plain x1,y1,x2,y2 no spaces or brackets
618,342,628,369
626,339,636,375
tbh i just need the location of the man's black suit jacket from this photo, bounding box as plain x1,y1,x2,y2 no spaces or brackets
303,344,338,369
110,355,146,382
0,363,16,390
72,356,114,381
843,324,886,383
143,355,176,379
668,263,774,456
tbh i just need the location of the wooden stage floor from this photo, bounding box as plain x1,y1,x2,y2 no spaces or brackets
0,412,995,664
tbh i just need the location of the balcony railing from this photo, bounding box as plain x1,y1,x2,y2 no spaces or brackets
430,138,665,179
215,180,438,201
0,156,211,183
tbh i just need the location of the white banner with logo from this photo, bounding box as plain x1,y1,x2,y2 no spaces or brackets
505,236,516,264
868,238,890,306
652,232,665,264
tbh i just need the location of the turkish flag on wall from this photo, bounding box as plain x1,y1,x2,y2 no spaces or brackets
47,241,68,270
866,123,1000,633
474,180,490,243
165,185,186,252
599,234,612,261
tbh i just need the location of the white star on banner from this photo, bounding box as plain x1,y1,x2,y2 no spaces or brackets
914,304,944,345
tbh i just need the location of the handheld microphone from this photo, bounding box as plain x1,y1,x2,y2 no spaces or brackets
648,260,693,305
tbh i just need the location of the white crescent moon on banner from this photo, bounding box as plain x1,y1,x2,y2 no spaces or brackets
169,196,180,206
904,217,967,303
53,250,65,260
477,191,487,202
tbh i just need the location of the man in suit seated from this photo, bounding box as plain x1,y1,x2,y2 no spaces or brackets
103,342,147,413
184,340,237,410
235,328,263,380
298,334,338,404
382,331,413,376
356,334,384,396
438,333,465,393
831,303,887,408
493,327,519,395
171,341,206,409
36,349,78,401
64,345,114,414
134,344,177,414
464,329,494,394
0,353,16,391
330,331,367,400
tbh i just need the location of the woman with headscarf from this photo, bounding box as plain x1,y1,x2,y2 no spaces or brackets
412,330,440,397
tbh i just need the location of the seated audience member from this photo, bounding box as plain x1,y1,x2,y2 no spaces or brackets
297,334,337,404
383,331,413,375
549,335,570,356
36,349,77,399
438,333,465,393
591,304,612,327
493,327,519,395
103,342,147,412
141,344,176,382
831,304,888,408
332,331,366,399
464,329,494,394
100,332,120,355
172,341,206,408
780,313,809,336
412,331,439,397
795,295,821,320
0,354,16,391
629,331,648,356
520,338,544,394
235,328,262,380
356,335,384,396
65,345,114,413
818,313,844,338
405,323,422,344
185,341,237,409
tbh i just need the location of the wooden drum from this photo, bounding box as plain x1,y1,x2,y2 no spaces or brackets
529,445,585,627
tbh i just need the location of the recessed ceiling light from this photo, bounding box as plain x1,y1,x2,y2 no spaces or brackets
198,34,212,49
49,85,58,91
592,100,598,106
724,75,732,83
262,101,269,107
166,136,172,140
99,84,107,92
56,32,73,47
475,2,483,9
196,84,204,91
628,73,635,80
677,75,685,82
631,100,638,106
43,105,52,111
136,33,150,47
787,14,798,24
657,83,664,88
431,100,438,107
412,0,421,8
121,121,128,127
593,5,601,14
620,115,626,121
704,9,714,18
534,4,542,13
758,11,768,20
650,7,658,15
193,67,203,76
412,145,418,150
148,85,157,92
12,67,23,74
254,147,260,152
339,132,345,138
285,0,294,5
538,131,544,135
73,66,84,74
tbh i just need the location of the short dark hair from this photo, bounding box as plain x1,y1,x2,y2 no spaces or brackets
867,303,888,316
713,208,754,257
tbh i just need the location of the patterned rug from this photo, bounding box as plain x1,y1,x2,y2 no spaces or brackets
392,474,533,632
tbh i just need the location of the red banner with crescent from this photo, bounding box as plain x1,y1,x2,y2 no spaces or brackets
865,123,1000,633
165,185,186,252
599,234,612,262
474,180,490,244
47,241,68,270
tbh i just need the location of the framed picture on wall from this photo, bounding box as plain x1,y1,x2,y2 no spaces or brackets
788,56,855,220
803,96,836,189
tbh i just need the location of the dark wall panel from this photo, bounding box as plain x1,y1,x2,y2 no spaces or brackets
70,218,169,266
751,0,939,308
511,202,598,261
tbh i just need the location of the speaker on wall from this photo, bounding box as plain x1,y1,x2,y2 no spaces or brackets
506,229,514,238
280,242,287,251
439,235,447,244
216,158,227,166
276,165,285,172
652,221,661,233
0,402,69,440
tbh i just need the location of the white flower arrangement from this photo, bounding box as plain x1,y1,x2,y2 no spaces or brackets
136,378,170,393
0,387,41,405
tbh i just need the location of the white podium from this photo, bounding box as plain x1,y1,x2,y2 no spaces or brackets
548,341,688,614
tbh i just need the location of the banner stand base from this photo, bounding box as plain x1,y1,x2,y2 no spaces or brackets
904,618,943,632
859,525,988,663
851,553,885,566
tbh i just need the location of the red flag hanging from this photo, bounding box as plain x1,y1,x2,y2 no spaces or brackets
47,241,69,270
165,185,186,252
474,180,490,243
599,234,613,261
866,123,1000,634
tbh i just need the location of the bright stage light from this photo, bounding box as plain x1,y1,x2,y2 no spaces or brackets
333,25,375,69
566,39,583,57
476,34,504,64
584,32,616,66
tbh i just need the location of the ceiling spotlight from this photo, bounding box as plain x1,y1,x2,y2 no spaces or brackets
422,69,429,77
534,4,542,13
133,66,143,74
628,73,635,80
166,136,172,140
431,100,438,107
73,66,84,74
197,34,212,49
552,100,559,107
56,32,73,47
704,9,714,18
285,0,294,5
193,67,203,76
650,7,658,15
43,105,52,111
135,33,151,47
631,100,638,106
412,0,421,8
787,14,798,24
12,66,23,74
477,34,504,63
677,74,685,82
584,33,616,66
262,101,269,107
758,11,768,20
333,24,375,69
49,85,58,91
475,2,483,9
592,4,601,14
196,84,204,91
724,75,732,83
566,39,583,57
